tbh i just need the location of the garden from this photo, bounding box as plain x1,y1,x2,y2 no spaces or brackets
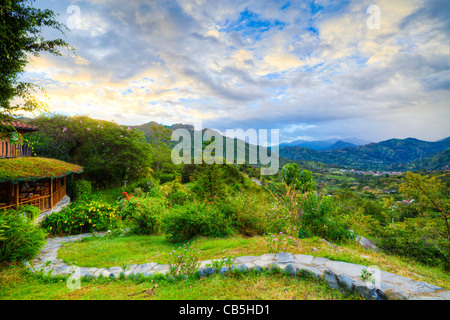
1,160,450,300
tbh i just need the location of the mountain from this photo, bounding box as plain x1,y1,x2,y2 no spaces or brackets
279,137,450,171
280,138,369,151
327,140,358,150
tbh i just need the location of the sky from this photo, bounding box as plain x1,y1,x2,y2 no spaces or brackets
20,0,450,143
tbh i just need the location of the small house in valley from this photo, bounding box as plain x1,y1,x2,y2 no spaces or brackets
0,120,83,213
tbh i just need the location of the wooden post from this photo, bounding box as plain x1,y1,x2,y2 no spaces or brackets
15,183,19,209
50,178,53,209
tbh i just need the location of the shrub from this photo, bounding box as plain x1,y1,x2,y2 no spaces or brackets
226,191,272,236
159,173,175,184
0,209,46,262
374,218,448,267
168,243,202,278
163,202,233,243
127,178,156,193
299,193,354,243
159,178,193,207
119,195,167,235
68,179,92,201
41,200,119,235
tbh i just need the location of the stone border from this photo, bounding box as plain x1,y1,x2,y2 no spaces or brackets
24,233,449,301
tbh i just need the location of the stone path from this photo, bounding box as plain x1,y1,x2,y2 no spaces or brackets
24,232,450,300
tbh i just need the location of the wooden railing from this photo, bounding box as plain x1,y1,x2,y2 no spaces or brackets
52,184,66,209
18,195,51,212
0,141,32,158
0,185,66,213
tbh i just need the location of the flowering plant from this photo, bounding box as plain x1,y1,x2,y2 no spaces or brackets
168,243,201,278
265,231,294,253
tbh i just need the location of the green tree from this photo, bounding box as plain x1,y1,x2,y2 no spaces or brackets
399,171,450,272
28,114,153,188
281,163,315,194
0,0,72,129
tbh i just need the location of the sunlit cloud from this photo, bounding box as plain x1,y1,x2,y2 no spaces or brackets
19,0,450,143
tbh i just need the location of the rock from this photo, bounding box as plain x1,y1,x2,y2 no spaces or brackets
338,273,354,291
275,252,295,264
311,257,329,266
259,253,276,261
324,260,368,279
137,263,157,273
293,255,314,265
299,265,322,279
204,267,216,275
251,265,263,273
323,269,339,290
284,264,299,276
234,256,260,264
437,291,450,300
384,288,407,300
219,267,229,274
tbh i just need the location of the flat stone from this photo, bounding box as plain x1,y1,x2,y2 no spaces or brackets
235,256,260,264
92,268,106,277
311,257,330,266
400,280,443,294
252,260,273,268
100,269,111,278
293,255,314,265
276,252,295,264
136,263,157,273
325,260,369,279
108,267,124,277
259,253,276,261
199,260,212,268
152,264,169,274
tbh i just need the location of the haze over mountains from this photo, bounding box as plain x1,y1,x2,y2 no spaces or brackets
279,138,371,151
131,121,450,172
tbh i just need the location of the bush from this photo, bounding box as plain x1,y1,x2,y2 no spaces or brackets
41,200,119,235
163,202,233,243
127,178,156,193
299,193,354,243
119,195,167,234
0,209,46,262
68,179,92,201
159,173,175,184
374,218,448,267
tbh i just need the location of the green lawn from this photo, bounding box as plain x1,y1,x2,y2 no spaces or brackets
55,233,450,291
2,233,449,300
0,262,362,300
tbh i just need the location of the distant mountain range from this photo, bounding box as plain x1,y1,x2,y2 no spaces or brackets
131,121,450,172
279,137,450,171
280,138,370,151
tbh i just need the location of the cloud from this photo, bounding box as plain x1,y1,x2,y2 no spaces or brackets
20,0,450,143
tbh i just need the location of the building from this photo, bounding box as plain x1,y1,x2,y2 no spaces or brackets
0,120,83,213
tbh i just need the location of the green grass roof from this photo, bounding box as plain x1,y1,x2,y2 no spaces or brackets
0,157,83,183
